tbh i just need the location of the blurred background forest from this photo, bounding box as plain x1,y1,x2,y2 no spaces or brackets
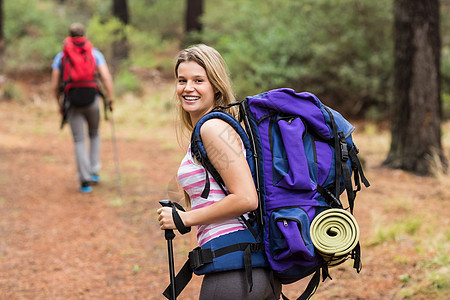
0,1,450,299
0,0,449,120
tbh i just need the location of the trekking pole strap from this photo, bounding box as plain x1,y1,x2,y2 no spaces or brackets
163,260,193,299
349,146,370,189
280,266,325,300
351,242,363,272
171,203,191,235
296,268,321,300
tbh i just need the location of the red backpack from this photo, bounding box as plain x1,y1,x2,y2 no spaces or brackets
61,36,98,107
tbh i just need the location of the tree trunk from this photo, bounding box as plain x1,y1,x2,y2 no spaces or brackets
184,0,203,46
113,0,129,24
112,0,129,72
0,0,4,73
384,0,447,175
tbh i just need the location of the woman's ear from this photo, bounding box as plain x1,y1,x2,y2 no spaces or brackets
215,92,222,101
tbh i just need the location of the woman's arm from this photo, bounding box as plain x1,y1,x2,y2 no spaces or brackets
158,118,258,230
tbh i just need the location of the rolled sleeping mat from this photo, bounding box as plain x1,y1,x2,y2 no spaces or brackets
310,208,360,267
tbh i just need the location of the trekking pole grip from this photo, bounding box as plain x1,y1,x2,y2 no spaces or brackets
159,200,176,240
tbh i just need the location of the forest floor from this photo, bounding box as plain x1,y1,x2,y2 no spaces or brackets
0,74,449,299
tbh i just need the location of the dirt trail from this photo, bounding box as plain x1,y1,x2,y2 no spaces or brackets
0,85,449,299
0,98,202,299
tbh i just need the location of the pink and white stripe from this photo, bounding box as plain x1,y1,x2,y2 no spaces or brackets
177,146,247,246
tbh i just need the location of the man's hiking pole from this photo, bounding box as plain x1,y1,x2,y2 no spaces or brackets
109,109,123,196
103,95,122,196
159,200,177,300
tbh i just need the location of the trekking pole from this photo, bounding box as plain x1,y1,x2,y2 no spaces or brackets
108,107,123,196
159,200,177,300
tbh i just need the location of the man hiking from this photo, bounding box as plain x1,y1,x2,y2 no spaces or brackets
51,23,115,193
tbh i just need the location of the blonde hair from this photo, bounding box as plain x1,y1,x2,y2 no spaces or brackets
175,44,236,133
174,45,236,207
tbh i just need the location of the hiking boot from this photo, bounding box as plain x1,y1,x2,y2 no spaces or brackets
91,174,101,184
79,181,92,193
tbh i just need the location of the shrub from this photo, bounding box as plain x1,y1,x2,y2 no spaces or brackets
200,0,393,118
114,69,142,96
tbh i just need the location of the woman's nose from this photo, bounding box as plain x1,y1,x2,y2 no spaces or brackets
185,80,195,91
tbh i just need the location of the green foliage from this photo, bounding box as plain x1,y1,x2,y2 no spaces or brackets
399,274,412,283
125,26,176,70
87,9,178,71
129,0,184,39
3,0,182,73
114,69,142,97
113,83,175,135
3,0,64,72
132,264,141,273
443,93,450,120
109,197,124,207
87,14,177,95
443,43,450,120
2,82,24,102
370,217,422,246
368,210,449,299
2,0,449,117
86,15,124,59
201,0,393,118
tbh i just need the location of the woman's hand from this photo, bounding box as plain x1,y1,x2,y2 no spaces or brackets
157,207,175,230
157,207,188,230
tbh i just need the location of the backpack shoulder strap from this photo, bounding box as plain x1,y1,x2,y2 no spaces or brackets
191,109,254,198
191,108,260,239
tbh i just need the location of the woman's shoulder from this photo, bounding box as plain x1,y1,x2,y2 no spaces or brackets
199,118,243,157
200,118,241,145
200,118,236,138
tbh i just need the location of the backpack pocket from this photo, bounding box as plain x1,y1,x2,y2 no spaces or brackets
68,87,97,107
269,207,315,266
270,116,316,191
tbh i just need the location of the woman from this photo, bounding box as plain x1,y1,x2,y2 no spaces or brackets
157,44,281,299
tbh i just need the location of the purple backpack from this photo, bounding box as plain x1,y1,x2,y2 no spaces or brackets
171,88,370,300
243,89,369,298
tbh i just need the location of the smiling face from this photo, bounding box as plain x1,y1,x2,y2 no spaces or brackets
176,61,217,126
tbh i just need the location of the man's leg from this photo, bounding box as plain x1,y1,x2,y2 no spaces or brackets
86,98,101,179
69,108,92,190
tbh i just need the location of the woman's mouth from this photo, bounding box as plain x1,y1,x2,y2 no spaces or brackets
183,96,200,102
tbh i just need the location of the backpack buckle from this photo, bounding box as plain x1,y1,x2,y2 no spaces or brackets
189,247,213,269
339,139,349,161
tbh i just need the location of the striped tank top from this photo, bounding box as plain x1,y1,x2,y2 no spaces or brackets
177,146,247,246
